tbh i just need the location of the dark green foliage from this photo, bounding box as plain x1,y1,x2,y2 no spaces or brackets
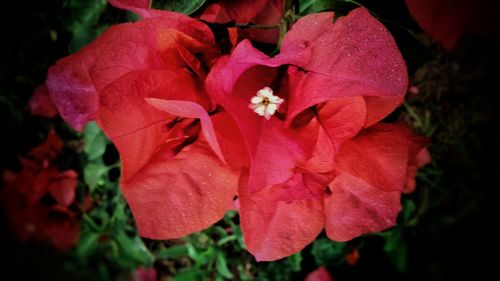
153,0,207,15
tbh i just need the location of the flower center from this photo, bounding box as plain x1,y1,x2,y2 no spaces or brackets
249,87,284,120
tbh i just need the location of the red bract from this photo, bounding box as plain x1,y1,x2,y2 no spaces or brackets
46,9,215,130
29,85,58,118
206,8,429,260
305,267,334,281
46,10,241,239
0,131,79,250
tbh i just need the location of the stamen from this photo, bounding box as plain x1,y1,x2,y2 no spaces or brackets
249,87,284,120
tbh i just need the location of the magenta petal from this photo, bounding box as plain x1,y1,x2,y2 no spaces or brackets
145,98,226,164
206,50,307,192
47,13,214,131
283,8,408,121
325,172,401,242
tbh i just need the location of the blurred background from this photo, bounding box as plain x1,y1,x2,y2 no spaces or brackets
1,0,498,280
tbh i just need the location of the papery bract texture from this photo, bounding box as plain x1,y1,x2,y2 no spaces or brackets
46,10,215,130
206,8,429,260
46,10,242,239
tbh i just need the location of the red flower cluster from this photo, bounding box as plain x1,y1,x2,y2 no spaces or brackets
1,131,79,250
45,0,430,260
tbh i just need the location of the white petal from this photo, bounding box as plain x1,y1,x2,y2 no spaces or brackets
253,105,266,116
258,87,273,98
251,96,263,104
264,110,272,120
268,95,283,104
267,103,278,115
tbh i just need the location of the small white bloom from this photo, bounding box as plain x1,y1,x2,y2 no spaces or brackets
249,87,284,120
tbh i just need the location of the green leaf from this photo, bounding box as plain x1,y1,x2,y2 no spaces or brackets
69,25,108,53
76,231,100,259
115,231,154,267
61,0,107,52
401,199,416,223
153,0,207,15
311,238,346,266
383,229,408,273
155,245,189,259
83,162,108,192
299,0,336,14
174,269,201,281
217,235,238,246
83,122,108,161
215,252,233,279
287,253,303,272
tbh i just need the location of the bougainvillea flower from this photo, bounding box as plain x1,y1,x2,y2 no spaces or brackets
206,8,429,260
29,85,58,118
46,7,215,130
0,132,79,250
46,10,242,239
305,267,334,281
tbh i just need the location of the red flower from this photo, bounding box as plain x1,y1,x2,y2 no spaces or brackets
46,10,241,239
305,267,334,281
1,131,79,250
206,8,429,260
46,7,215,130
29,85,58,118
46,4,430,260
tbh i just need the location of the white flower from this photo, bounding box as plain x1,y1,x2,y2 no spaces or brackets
249,87,284,120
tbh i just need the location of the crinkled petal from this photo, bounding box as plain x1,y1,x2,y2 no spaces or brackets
211,112,249,170
317,96,366,150
99,69,209,182
325,172,401,242
239,171,325,261
335,124,410,192
47,12,214,130
363,95,404,127
122,139,238,239
207,54,308,192
145,98,225,164
283,8,408,122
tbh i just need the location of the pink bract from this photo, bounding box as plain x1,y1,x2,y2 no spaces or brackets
206,8,428,260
